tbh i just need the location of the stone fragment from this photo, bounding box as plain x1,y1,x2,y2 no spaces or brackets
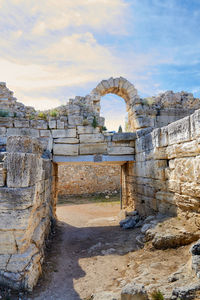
168,116,190,145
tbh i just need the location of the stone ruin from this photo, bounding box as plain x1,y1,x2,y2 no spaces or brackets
1,77,200,291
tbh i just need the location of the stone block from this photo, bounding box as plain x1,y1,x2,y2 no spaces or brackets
108,146,134,155
121,282,148,300
53,144,79,156
68,115,83,126
0,166,6,186
56,120,64,129
80,143,107,155
0,127,6,135
168,116,190,145
40,130,51,137
6,244,38,273
14,119,29,128
79,133,104,144
48,119,56,129
175,193,200,212
134,115,154,129
6,136,43,154
6,153,42,187
160,126,168,147
0,231,17,254
7,128,39,138
52,129,76,138
0,136,6,146
112,132,136,142
190,109,200,139
54,138,79,144
0,254,10,269
30,120,47,130
156,191,175,204
0,117,13,128
77,126,100,134
0,207,32,230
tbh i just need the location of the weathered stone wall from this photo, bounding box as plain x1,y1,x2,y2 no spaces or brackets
0,136,53,291
1,78,200,291
132,109,200,226
58,164,120,196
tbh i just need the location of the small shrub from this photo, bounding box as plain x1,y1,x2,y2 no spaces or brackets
100,126,107,132
118,125,122,133
0,110,9,117
13,112,17,118
29,114,36,120
38,112,47,120
49,110,58,118
151,290,165,300
92,116,98,128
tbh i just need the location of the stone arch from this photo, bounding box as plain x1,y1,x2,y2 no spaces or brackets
90,77,139,108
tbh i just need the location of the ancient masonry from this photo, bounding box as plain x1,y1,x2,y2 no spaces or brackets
1,77,200,290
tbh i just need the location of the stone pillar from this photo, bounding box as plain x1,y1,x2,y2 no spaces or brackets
0,136,53,291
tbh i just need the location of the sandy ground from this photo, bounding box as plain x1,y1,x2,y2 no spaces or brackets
9,200,199,300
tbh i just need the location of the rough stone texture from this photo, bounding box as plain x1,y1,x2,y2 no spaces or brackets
1,78,200,291
121,282,148,300
58,164,120,195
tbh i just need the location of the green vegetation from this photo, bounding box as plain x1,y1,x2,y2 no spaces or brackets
100,125,107,132
0,110,9,117
151,290,165,300
49,109,58,118
92,116,98,128
38,111,47,120
118,125,122,133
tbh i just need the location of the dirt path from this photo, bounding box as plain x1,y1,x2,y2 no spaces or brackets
27,201,199,300
29,202,141,300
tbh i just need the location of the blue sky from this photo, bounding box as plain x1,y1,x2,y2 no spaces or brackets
0,0,200,130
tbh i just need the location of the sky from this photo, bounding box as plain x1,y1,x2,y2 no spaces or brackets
0,0,200,130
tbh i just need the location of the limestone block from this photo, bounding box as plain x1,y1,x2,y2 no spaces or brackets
79,133,104,144
54,137,79,144
0,231,17,254
167,180,181,193
6,136,43,154
160,126,168,147
68,116,83,126
108,146,134,155
53,144,79,156
56,120,64,129
134,115,154,129
77,126,100,134
0,254,10,269
173,157,195,183
156,191,175,205
14,119,29,128
168,116,190,145
6,244,38,273
0,186,35,210
52,129,76,138
32,218,49,249
190,109,200,139
0,207,32,230
40,130,51,137
181,182,200,197
174,193,200,212
6,153,42,187
80,143,107,155
0,117,13,128
0,127,6,135
194,156,200,183
48,119,56,129
30,120,47,130
112,132,136,142
7,128,39,138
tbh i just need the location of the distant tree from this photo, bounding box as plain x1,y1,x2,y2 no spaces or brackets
118,125,122,133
